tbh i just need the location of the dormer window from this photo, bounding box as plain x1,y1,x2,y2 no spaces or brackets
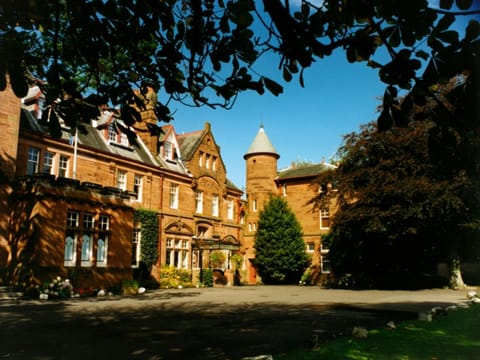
120,132,129,147
164,141,173,160
108,123,117,142
107,121,130,147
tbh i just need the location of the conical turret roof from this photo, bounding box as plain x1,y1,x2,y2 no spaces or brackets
244,125,279,159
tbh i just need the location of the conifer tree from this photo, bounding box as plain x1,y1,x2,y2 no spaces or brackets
254,196,310,284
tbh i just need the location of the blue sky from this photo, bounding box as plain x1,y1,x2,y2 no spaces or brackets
172,49,386,191
168,4,477,191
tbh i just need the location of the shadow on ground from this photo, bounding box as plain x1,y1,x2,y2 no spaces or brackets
0,292,453,360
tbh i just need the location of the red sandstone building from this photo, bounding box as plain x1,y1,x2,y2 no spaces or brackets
1,81,333,289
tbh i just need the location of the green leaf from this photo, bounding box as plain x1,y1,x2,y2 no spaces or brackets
456,0,473,10
346,46,357,63
437,30,459,45
465,20,480,41
440,0,454,9
389,27,401,48
415,50,430,60
262,77,283,96
435,14,455,33
377,109,393,132
283,66,292,82
401,27,415,47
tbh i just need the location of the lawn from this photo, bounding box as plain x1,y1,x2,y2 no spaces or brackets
276,303,480,360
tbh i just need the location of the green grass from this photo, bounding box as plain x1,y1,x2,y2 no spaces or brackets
277,304,480,360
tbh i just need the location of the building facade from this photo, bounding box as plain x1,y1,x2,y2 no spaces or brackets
243,126,336,284
0,81,244,289
1,81,334,289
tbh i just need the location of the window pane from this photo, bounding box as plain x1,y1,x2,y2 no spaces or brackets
99,215,109,230
134,175,142,200
27,147,39,175
97,237,107,265
108,123,117,142
132,229,141,267
64,235,75,262
43,151,54,174
169,183,178,209
212,195,219,217
67,211,79,228
59,156,68,177
83,214,94,229
117,170,127,190
81,234,91,262
195,191,203,213
227,200,234,220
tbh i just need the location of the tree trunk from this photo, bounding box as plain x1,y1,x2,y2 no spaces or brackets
449,256,466,289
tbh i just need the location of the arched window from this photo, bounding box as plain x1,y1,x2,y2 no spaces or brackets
81,234,92,266
97,238,107,266
64,235,76,266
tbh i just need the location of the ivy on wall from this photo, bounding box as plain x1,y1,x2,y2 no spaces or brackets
134,209,159,269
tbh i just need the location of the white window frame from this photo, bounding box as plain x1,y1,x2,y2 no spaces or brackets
164,141,173,160
320,208,330,229
132,228,141,268
120,132,129,147
58,155,68,177
195,191,203,213
253,199,258,212
169,183,179,209
166,237,189,269
227,200,234,220
205,154,211,169
212,194,219,217
81,234,93,267
98,215,109,266
64,233,77,267
212,156,217,171
108,123,117,143
321,255,331,274
117,170,127,190
83,213,95,229
27,147,40,175
43,151,55,174
134,174,143,201
67,211,79,228
198,151,204,167
96,236,108,267
306,242,315,253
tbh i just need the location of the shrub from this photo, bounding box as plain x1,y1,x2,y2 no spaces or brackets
159,265,192,288
201,268,214,287
121,279,139,295
39,276,74,299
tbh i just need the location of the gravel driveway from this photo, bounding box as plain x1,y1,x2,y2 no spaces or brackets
0,286,472,359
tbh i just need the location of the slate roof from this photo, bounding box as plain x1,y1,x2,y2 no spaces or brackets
20,108,158,167
177,129,203,161
244,125,279,159
277,163,335,180
20,106,240,189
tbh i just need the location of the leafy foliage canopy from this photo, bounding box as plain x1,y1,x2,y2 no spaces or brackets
0,0,478,133
314,118,480,288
